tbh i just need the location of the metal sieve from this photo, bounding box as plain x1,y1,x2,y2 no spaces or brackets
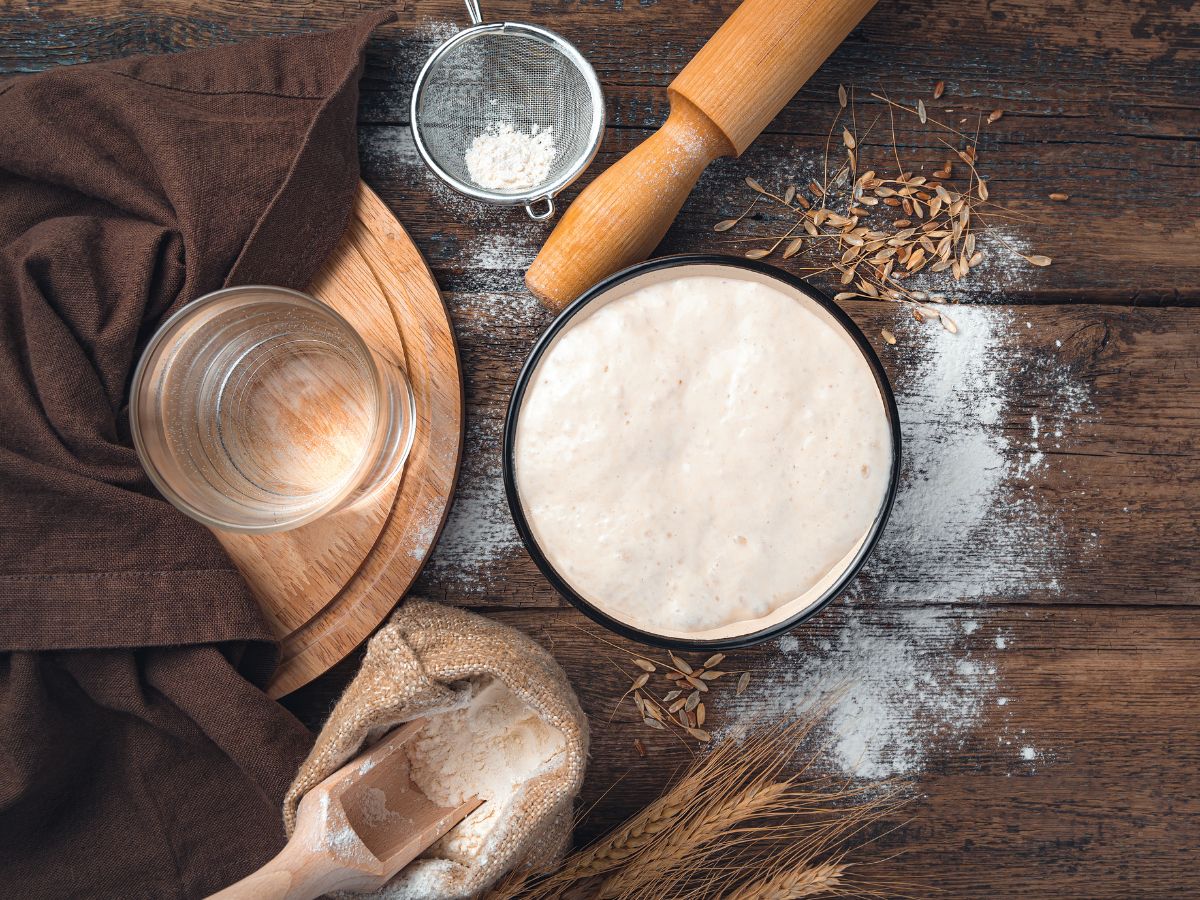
410,0,605,221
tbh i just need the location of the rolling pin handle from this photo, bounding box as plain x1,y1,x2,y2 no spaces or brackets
525,94,732,311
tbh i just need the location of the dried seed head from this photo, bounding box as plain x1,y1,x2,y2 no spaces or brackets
917,99,927,124
744,248,771,260
1049,192,1070,202
633,658,656,672
713,219,738,232
745,176,766,194
933,80,945,99
736,672,751,695
632,673,649,690
842,127,856,150
838,84,848,108
633,738,647,757
881,328,897,345
987,108,1004,124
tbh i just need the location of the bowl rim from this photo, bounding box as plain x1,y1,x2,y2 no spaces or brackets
502,254,903,651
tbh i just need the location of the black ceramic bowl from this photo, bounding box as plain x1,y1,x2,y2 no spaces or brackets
503,255,902,651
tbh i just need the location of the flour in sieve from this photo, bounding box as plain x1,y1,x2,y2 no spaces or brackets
405,679,565,861
465,123,556,192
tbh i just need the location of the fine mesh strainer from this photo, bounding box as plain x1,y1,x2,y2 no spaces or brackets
410,0,605,220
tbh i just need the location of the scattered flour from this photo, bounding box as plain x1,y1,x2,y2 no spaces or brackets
360,786,411,829
722,304,1090,779
465,124,557,193
422,291,551,592
406,679,565,862
725,607,991,779
467,234,539,274
312,792,372,865
423,415,523,590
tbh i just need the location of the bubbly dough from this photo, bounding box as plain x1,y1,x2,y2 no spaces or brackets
514,273,892,637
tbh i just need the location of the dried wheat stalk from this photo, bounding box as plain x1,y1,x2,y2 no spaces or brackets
486,713,910,900
597,781,796,898
722,860,846,900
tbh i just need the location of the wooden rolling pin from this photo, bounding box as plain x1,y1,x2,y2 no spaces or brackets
525,0,878,311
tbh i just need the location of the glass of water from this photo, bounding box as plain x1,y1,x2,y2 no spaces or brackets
130,285,415,533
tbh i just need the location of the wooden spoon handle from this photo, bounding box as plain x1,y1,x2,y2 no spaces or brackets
207,840,344,900
525,95,731,312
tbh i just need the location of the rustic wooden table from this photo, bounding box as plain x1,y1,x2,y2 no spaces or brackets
5,1,1197,895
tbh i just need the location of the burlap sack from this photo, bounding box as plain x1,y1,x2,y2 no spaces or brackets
283,598,588,899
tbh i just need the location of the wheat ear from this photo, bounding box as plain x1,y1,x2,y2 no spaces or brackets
598,781,794,899
490,778,702,900
723,861,846,900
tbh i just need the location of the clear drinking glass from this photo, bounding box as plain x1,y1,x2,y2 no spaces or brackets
130,285,415,533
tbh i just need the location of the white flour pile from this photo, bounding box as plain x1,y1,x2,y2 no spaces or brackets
465,123,556,192
405,679,565,862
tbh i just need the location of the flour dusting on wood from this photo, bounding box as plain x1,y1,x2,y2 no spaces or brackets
724,305,1090,778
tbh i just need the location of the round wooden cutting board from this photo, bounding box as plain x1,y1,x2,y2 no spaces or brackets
211,184,463,699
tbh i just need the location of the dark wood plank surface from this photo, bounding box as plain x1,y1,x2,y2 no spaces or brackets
4,1,1198,896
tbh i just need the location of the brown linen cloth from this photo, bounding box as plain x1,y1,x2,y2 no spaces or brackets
0,11,395,898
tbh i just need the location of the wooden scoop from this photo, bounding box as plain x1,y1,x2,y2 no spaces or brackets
525,0,878,311
209,721,481,900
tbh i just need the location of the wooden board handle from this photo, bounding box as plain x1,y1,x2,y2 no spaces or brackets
525,0,877,311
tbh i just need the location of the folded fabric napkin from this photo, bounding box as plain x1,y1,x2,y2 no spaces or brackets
0,11,394,897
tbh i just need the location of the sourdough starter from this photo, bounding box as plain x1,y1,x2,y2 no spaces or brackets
514,272,893,638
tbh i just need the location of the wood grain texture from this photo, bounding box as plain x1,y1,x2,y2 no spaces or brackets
4,0,1189,302
219,184,463,699
3,1,1198,895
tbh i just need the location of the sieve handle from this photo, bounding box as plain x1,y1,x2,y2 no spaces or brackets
464,0,482,26
525,196,556,221
525,0,877,311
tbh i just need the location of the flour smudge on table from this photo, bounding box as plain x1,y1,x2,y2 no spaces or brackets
421,292,549,589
